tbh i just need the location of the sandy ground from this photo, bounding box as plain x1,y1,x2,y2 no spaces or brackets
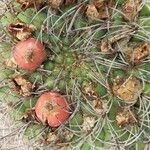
0,112,29,150
0,1,29,149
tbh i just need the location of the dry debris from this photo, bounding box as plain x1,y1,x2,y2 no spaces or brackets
86,0,113,20
82,82,96,97
100,38,114,53
64,0,75,5
82,83,107,114
116,108,137,127
46,132,58,143
11,75,33,97
7,22,36,41
48,0,75,9
59,146,71,150
130,42,150,65
123,0,142,22
113,76,142,102
86,4,100,19
100,27,136,53
44,129,73,145
16,0,44,10
60,129,74,141
82,115,95,132
5,57,17,69
22,108,37,123
49,0,63,9
93,99,107,114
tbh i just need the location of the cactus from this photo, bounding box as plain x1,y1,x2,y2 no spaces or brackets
0,0,150,149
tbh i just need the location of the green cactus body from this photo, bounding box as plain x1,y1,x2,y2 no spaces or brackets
0,0,150,149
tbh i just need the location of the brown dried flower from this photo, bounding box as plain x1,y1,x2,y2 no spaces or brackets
11,75,33,97
49,0,64,9
86,0,113,19
113,76,142,102
100,27,136,53
130,42,150,65
123,0,142,22
7,22,36,41
116,108,137,127
16,0,44,10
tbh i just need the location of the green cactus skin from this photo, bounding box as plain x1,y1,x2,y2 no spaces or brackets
0,0,150,149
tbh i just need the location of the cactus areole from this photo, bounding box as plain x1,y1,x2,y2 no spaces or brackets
13,38,45,71
35,92,70,127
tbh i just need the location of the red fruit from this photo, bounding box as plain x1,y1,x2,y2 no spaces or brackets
35,92,70,127
13,38,45,71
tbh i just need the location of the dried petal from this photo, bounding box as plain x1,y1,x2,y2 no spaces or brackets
60,129,73,141
131,42,150,64
100,38,113,53
100,27,136,53
116,108,137,127
17,0,44,10
86,0,113,19
59,146,70,150
123,0,142,21
49,0,64,9
113,76,142,102
47,132,58,143
7,22,36,41
11,75,33,97
93,0,105,9
22,109,37,123
64,0,75,5
5,58,17,69
82,115,95,131
83,82,96,97
93,99,107,114
94,0,111,19
86,4,100,19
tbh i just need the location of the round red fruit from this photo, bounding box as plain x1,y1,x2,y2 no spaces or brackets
13,38,45,71
35,92,70,128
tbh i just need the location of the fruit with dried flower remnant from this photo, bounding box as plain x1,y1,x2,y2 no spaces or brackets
35,91,70,127
13,38,45,71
